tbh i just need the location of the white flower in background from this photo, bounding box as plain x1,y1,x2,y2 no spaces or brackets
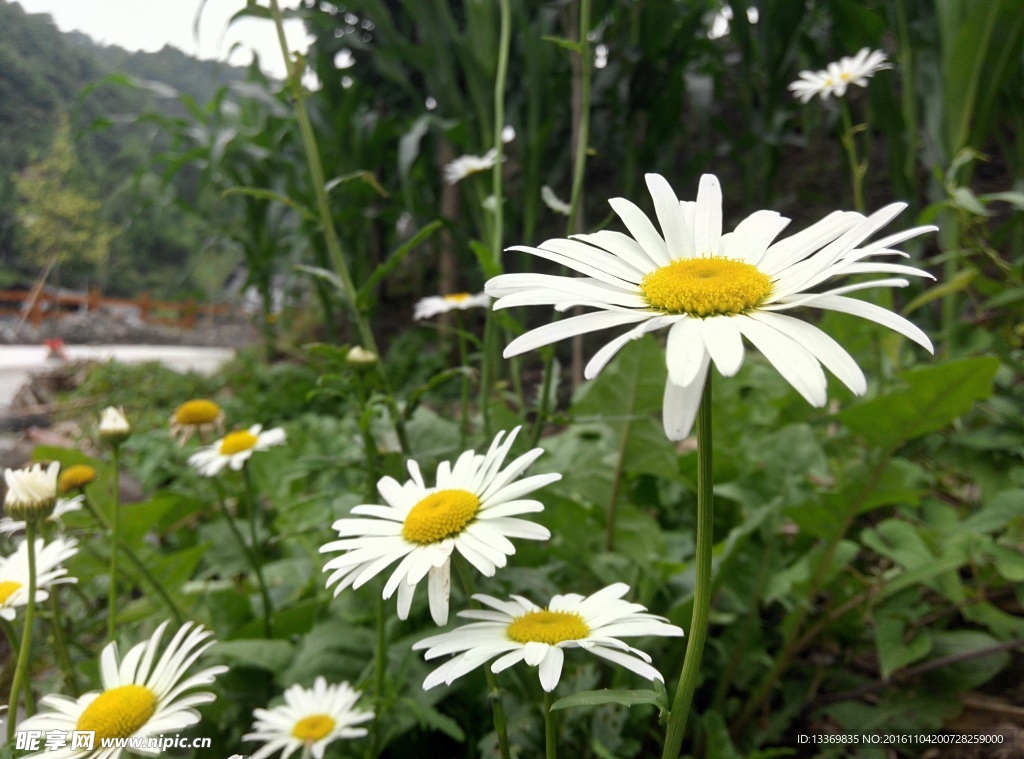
188,425,286,477
244,677,373,759
98,406,132,446
413,292,492,320
541,185,572,216
414,583,683,692
487,173,935,441
321,426,559,626
3,461,60,522
0,537,78,621
0,495,84,535
444,148,503,185
443,127,514,185
788,48,892,103
19,621,227,758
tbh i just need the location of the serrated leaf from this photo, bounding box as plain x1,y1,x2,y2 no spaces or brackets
838,358,999,449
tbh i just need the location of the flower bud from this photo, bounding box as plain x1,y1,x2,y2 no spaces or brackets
4,462,60,523
346,346,379,371
99,406,131,447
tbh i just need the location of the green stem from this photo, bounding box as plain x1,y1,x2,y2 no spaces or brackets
49,589,79,697
267,0,409,455
7,521,38,738
454,557,511,759
662,376,713,758
243,466,261,559
544,689,557,759
480,0,512,438
107,445,121,642
366,594,387,759
529,351,555,448
456,311,471,447
81,494,185,624
214,479,273,637
566,0,593,234
839,100,866,213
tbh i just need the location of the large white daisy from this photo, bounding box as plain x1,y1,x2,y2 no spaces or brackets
18,621,227,758
320,426,559,626
244,677,373,759
0,537,78,621
188,425,287,477
486,173,935,441
414,583,683,692
788,47,892,103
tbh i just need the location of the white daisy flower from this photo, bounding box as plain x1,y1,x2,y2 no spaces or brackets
414,583,683,692
789,47,892,103
0,495,84,535
244,677,373,759
413,292,491,320
320,426,559,626
188,425,287,477
444,149,503,185
18,621,227,758
486,173,935,441
0,537,78,621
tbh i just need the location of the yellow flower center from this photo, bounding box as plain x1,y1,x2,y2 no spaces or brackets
292,713,337,742
839,72,852,81
443,292,472,303
507,609,590,645
0,581,22,605
59,465,97,493
401,489,480,544
175,399,223,426
219,430,259,455
640,256,773,317
75,685,157,740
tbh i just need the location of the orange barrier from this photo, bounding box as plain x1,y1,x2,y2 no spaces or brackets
0,288,233,330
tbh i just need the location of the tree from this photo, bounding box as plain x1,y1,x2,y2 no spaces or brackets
14,116,114,278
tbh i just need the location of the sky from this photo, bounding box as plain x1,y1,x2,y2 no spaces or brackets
14,0,312,80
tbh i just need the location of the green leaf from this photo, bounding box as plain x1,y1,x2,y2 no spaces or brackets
357,220,444,309
961,490,1024,534
324,170,389,198
550,688,666,713
902,268,977,315
398,697,466,741
875,615,933,679
214,639,295,672
838,358,1000,449
924,631,1011,691
222,186,316,220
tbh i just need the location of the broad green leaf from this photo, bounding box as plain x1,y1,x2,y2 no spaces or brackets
961,490,1024,534
398,697,466,741
550,688,665,712
838,357,1000,449
924,631,1010,691
874,615,933,679
214,639,294,672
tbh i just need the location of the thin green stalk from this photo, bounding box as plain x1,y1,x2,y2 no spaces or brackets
214,479,273,637
107,445,121,642
456,311,471,447
7,521,38,739
662,376,713,758
267,0,408,454
49,590,79,697
80,494,185,624
455,557,511,759
839,100,866,213
366,594,387,759
544,689,557,759
243,467,261,557
529,351,555,447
